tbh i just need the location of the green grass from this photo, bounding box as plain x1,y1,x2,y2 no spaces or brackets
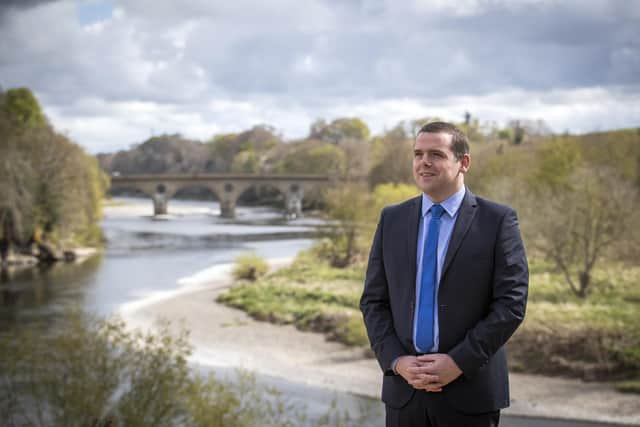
217,250,368,347
510,261,640,383
218,249,640,389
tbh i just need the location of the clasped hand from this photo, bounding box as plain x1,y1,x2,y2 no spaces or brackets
395,354,462,392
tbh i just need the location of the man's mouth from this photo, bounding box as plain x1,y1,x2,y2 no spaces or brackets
419,172,436,177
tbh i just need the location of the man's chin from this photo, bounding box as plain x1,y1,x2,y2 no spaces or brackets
417,184,435,195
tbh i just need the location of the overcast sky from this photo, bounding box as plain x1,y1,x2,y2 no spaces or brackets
1,0,638,153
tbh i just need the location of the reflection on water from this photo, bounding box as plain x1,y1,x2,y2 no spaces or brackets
0,255,104,330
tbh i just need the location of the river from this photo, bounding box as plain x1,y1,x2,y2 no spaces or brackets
0,198,317,329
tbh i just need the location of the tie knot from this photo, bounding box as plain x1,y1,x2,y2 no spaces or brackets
430,204,444,219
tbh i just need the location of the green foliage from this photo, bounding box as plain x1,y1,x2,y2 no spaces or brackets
0,312,184,425
315,182,417,269
205,125,282,174
0,311,365,426
368,133,414,187
0,88,106,255
497,129,511,140
309,118,370,143
232,252,269,281
231,149,260,173
371,183,418,216
578,128,640,185
1,87,47,128
614,380,640,394
276,141,346,175
208,134,240,172
526,137,583,194
319,183,370,267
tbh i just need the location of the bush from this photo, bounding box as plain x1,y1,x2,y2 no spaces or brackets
232,252,269,281
0,311,366,426
615,379,640,394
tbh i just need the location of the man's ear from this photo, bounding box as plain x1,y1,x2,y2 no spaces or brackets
459,154,470,174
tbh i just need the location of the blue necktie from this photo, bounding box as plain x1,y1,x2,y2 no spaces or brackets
416,204,444,352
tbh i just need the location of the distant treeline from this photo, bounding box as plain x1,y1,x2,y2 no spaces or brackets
97,113,639,209
97,116,556,203
0,88,107,262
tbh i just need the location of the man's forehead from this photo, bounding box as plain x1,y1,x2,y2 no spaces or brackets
414,132,454,149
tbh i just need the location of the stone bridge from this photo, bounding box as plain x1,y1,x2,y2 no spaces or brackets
109,173,333,218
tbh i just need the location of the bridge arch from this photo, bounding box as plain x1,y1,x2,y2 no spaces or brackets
236,182,286,207
109,184,152,199
170,184,219,201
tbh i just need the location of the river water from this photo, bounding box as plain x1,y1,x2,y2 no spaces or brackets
0,198,318,328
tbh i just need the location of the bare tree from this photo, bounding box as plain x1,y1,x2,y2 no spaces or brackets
0,117,37,259
529,167,638,298
320,183,371,268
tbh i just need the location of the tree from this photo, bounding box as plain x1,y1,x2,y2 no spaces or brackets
0,88,106,260
0,109,40,254
309,117,370,144
529,167,638,298
205,126,282,174
276,141,345,175
316,182,419,268
368,127,414,187
231,150,260,173
525,136,583,193
370,183,419,220
1,87,47,128
318,183,370,268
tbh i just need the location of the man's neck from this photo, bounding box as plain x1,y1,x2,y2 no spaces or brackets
425,182,464,204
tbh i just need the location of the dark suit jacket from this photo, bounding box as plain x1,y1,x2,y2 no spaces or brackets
360,189,528,414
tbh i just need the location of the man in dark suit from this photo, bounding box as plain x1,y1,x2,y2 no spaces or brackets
360,121,528,426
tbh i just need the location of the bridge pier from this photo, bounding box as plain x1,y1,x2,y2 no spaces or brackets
285,186,304,219
220,199,236,218
218,182,238,218
152,193,168,215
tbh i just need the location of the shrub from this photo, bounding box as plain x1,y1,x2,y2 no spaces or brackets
0,310,365,426
232,252,269,281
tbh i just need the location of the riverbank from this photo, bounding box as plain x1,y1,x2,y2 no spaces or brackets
119,258,640,426
0,246,99,268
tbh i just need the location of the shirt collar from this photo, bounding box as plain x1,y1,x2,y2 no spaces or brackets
421,186,466,218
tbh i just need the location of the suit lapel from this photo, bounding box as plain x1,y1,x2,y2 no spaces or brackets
441,189,478,280
407,195,422,283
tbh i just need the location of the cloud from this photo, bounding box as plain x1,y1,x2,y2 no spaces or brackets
0,0,59,20
0,0,638,152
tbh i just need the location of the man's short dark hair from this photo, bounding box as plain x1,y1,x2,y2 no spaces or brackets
417,121,469,160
